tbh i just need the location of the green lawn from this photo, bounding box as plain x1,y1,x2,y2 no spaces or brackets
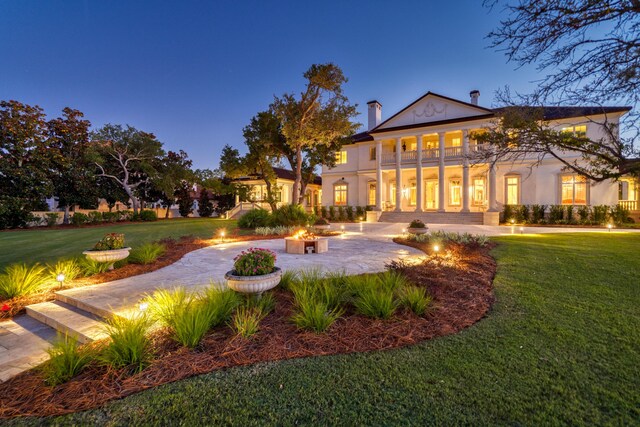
22,233,640,425
0,218,235,270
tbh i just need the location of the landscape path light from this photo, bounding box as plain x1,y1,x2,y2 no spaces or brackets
56,273,65,289
607,223,613,232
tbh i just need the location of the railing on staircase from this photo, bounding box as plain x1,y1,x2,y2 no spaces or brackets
225,202,270,219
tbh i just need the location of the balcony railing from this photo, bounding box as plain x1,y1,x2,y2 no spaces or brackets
380,144,489,165
619,200,638,211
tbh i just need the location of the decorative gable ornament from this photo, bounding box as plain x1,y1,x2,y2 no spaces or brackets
412,101,447,122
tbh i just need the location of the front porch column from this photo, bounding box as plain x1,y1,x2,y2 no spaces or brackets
488,155,498,212
375,140,383,211
461,129,470,212
437,132,446,212
395,137,402,212
415,134,423,212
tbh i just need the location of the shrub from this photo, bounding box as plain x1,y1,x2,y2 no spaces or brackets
314,217,329,226
313,206,320,216
548,205,564,224
0,263,49,299
102,212,119,223
502,204,514,223
530,204,546,223
254,226,296,236
139,210,158,222
232,306,261,338
144,287,195,328
117,210,132,221
269,204,310,227
591,205,609,224
100,314,153,373
398,286,431,316
238,208,270,228
87,211,102,224
378,270,411,293
41,334,93,386
409,219,426,229
328,206,336,221
337,206,346,221
71,212,88,226
565,205,574,223
610,205,630,225
92,233,125,251
577,205,590,223
197,189,214,218
170,300,214,348
0,197,36,229
345,205,354,221
355,206,365,220
518,205,530,223
232,248,276,276
47,259,83,284
78,257,112,276
45,212,60,227
320,206,328,219
129,243,166,265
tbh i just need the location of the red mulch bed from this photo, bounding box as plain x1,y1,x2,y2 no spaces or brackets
0,239,496,419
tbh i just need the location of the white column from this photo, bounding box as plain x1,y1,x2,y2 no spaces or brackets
488,156,498,212
375,140,383,211
415,134,423,212
461,129,470,212
395,137,402,212
437,132,446,212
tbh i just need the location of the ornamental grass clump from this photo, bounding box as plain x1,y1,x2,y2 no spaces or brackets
398,285,432,316
0,263,50,299
92,233,125,251
200,285,242,328
46,259,83,285
129,242,166,265
232,306,262,338
232,248,276,276
100,314,153,374
170,300,216,348
348,274,398,319
289,269,346,332
144,287,195,328
77,257,112,276
41,334,93,386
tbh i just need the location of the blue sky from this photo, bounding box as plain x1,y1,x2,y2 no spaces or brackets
0,0,541,169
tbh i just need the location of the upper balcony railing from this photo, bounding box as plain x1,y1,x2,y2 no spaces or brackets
380,144,489,165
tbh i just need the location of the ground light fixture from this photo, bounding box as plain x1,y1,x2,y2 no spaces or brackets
608,223,613,232
139,302,149,312
433,244,440,254
340,225,345,232
220,229,226,242
519,227,524,234
56,273,65,289
510,218,516,225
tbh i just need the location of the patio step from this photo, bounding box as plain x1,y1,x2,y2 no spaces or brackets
25,301,109,344
379,211,484,225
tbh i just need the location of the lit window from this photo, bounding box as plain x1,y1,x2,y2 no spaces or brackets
561,125,587,136
472,178,486,206
409,182,417,206
505,176,520,205
449,179,461,206
451,137,461,147
369,146,376,161
561,175,587,205
390,181,397,205
334,184,347,206
335,151,347,164
368,183,376,206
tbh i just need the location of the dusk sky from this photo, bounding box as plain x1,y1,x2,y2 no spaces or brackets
0,0,541,170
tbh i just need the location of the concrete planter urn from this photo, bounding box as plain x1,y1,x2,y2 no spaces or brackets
314,224,330,231
225,267,282,295
82,247,131,270
407,227,428,235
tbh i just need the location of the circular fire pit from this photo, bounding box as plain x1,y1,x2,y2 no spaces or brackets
285,230,328,254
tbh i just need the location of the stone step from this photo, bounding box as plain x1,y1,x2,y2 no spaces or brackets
25,301,109,344
378,212,484,225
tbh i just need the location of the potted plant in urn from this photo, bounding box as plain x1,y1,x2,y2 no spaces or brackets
407,219,428,235
82,233,131,270
225,248,282,295
313,217,330,231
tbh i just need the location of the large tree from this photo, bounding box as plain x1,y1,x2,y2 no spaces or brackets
479,0,640,180
271,63,358,205
90,124,165,215
150,150,194,218
0,100,51,228
47,108,97,224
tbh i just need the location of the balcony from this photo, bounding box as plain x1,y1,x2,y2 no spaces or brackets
619,200,638,211
380,144,488,166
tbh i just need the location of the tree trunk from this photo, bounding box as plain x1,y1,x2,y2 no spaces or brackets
63,205,70,225
292,146,303,205
298,181,308,205
264,179,278,211
165,205,170,218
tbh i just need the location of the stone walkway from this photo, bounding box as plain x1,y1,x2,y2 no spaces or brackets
1,222,636,382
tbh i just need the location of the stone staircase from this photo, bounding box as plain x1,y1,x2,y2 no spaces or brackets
26,300,109,344
378,211,484,225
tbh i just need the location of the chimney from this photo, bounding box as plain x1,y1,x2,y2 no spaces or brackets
469,90,480,106
367,100,382,130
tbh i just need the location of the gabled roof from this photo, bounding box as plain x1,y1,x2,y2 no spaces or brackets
370,91,495,133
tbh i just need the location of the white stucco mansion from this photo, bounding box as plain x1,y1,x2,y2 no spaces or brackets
321,90,637,225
